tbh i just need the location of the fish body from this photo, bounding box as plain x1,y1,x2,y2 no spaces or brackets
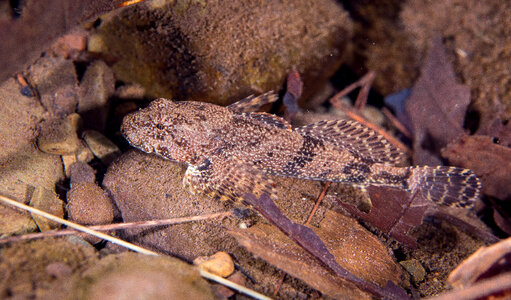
121,93,480,207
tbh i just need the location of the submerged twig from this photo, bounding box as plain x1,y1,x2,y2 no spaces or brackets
0,211,232,244
330,71,375,111
273,181,331,296
382,107,412,139
0,194,270,300
0,194,158,256
305,182,330,226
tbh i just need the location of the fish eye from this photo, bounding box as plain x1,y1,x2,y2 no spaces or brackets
155,123,165,130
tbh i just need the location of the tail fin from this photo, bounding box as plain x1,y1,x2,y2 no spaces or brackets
407,166,481,208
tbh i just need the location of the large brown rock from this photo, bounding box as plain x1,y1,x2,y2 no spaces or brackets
0,78,64,236
90,0,352,104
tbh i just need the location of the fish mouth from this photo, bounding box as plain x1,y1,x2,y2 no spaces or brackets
120,114,154,154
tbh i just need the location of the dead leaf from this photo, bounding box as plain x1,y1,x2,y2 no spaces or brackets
241,193,409,299
337,185,497,248
283,69,303,121
230,208,405,299
404,35,471,165
441,135,511,201
336,186,429,248
230,223,371,300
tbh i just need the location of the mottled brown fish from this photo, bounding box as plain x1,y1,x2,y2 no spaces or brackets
121,92,481,208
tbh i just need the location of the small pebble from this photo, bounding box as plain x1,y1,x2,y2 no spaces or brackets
114,83,146,99
67,182,115,244
82,130,121,165
193,251,235,278
29,187,64,231
399,259,426,283
76,142,95,163
20,86,34,97
78,60,115,131
68,162,96,185
61,154,77,177
37,113,82,155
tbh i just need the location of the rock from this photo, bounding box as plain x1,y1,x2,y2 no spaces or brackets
113,83,146,99
62,143,95,177
69,162,97,185
102,150,232,261
28,56,79,117
0,198,38,236
194,251,235,278
67,252,214,300
400,259,426,283
92,0,352,105
62,154,78,177
45,262,72,279
67,182,115,225
0,78,64,236
213,271,246,298
76,143,95,163
37,113,82,155
0,238,98,299
29,186,65,231
67,182,116,244
347,1,511,131
101,148,396,297
82,130,121,165
52,29,88,59
78,60,115,131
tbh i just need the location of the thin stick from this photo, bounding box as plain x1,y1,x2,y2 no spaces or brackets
274,182,331,296
0,211,233,244
272,273,286,297
329,72,375,111
0,194,158,256
353,72,375,110
0,195,272,299
305,182,331,225
200,269,272,300
382,107,412,139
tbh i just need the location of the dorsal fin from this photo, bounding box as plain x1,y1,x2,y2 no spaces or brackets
227,91,279,113
295,119,405,164
244,112,292,131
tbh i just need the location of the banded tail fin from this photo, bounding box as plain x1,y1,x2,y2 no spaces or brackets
407,166,481,208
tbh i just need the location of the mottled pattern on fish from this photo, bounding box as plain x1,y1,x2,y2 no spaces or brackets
121,92,480,208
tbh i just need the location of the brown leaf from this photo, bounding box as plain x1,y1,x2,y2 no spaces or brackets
283,69,303,121
242,193,409,299
404,35,471,165
230,209,404,299
442,135,511,201
337,185,497,248
336,186,429,248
